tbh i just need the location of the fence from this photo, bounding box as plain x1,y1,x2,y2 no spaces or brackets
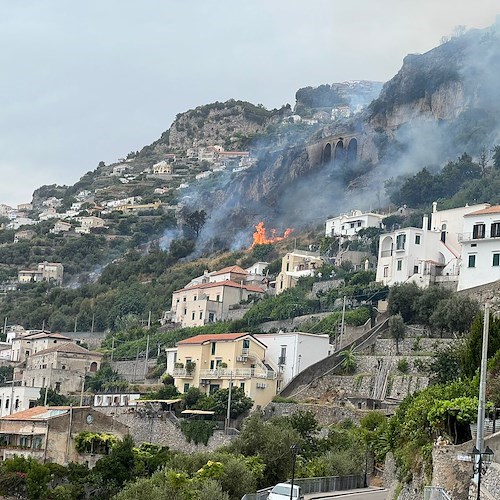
241,474,365,499
423,486,452,500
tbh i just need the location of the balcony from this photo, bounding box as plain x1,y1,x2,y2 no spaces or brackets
278,356,286,365
172,368,194,378
198,368,278,380
380,250,393,258
458,231,500,242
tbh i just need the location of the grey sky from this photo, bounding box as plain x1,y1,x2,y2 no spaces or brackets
0,1,498,206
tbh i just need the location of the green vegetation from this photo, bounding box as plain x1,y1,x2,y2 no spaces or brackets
180,420,218,446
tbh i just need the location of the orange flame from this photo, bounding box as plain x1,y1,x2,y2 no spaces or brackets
252,222,293,247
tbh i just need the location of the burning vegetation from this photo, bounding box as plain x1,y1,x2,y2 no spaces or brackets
252,222,293,247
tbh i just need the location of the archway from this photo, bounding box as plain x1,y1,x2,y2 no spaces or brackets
346,138,358,163
323,143,332,164
334,140,346,162
90,362,98,373
381,236,393,257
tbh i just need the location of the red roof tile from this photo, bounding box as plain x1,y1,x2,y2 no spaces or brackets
1,406,71,420
211,265,248,276
177,333,250,345
175,280,264,294
464,205,500,216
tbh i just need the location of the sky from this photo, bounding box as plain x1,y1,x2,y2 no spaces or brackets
0,1,498,207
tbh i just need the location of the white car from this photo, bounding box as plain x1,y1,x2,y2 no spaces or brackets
268,483,304,499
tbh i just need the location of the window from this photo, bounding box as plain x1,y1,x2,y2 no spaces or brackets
350,223,355,228
468,255,476,268
5,399,9,409
357,221,362,227
183,297,186,302
396,234,406,250
183,383,190,392
415,235,421,245
191,312,195,320
491,223,500,238
216,294,220,302
383,266,389,277
240,382,245,391
473,224,486,239
55,382,61,392
341,225,344,230
183,309,187,315
193,296,197,301
243,339,250,349
199,312,203,320
211,342,216,355
493,253,500,266
397,260,402,271
286,263,289,271
208,312,215,322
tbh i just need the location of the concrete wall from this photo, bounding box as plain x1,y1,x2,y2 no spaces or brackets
110,359,157,383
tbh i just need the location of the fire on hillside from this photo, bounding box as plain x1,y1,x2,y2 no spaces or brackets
251,222,293,247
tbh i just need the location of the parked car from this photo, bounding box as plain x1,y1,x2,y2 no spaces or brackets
268,483,304,500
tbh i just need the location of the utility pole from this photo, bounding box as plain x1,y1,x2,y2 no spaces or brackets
339,295,346,349
91,314,95,334
133,347,140,383
475,303,490,485
225,371,233,434
111,337,115,362
144,334,150,377
44,366,52,407
73,316,77,334
80,369,86,407
3,317,7,338
147,311,151,329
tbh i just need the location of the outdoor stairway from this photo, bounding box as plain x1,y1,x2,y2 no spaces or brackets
371,359,391,401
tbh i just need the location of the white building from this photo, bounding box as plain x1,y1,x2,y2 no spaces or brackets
254,332,332,386
0,386,40,417
325,209,385,239
93,393,141,407
458,205,500,291
376,203,489,288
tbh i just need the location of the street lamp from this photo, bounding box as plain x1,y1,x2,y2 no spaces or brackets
470,445,494,500
289,443,300,500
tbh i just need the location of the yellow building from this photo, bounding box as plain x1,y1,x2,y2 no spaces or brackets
173,333,281,409
275,250,324,294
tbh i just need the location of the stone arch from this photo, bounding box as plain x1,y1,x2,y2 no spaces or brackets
334,139,346,162
89,361,98,373
323,143,332,164
346,138,358,162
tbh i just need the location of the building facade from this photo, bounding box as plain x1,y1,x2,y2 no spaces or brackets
325,210,385,238
173,333,280,409
275,250,324,295
458,205,500,290
254,332,332,386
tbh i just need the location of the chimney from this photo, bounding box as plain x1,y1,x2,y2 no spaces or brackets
432,201,437,213
422,214,429,230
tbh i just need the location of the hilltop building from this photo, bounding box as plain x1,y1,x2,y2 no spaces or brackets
275,250,324,295
325,209,385,239
18,262,64,285
172,333,281,409
376,202,489,288
0,406,128,465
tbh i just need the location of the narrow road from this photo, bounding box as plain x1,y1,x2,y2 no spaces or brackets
305,488,387,500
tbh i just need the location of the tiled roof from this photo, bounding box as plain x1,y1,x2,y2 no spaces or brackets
211,265,248,276
177,333,249,345
1,406,71,421
175,280,264,294
464,205,500,216
23,332,72,340
31,342,101,357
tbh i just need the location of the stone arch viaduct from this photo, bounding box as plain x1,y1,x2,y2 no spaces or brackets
305,133,363,168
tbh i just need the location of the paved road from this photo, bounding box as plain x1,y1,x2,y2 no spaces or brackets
305,488,388,500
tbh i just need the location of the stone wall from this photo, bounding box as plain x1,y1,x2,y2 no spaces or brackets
431,444,472,500
478,462,500,499
368,338,454,357
110,359,158,383
458,280,500,314
263,402,372,426
96,406,233,453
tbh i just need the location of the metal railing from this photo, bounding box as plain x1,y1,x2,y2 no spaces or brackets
458,231,500,242
240,474,365,500
423,486,452,500
171,368,194,378
198,368,277,380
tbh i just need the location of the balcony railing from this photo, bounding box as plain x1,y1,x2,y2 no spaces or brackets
380,250,393,258
172,368,194,378
198,368,278,380
458,232,500,242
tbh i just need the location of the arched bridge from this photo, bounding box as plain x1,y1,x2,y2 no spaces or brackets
306,133,361,168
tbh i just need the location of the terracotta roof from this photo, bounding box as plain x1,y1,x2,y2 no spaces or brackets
23,332,72,340
464,205,500,216
1,406,70,421
211,265,248,276
177,333,250,345
31,342,102,357
175,280,264,294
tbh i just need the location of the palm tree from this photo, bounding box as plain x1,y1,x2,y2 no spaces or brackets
340,346,357,374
